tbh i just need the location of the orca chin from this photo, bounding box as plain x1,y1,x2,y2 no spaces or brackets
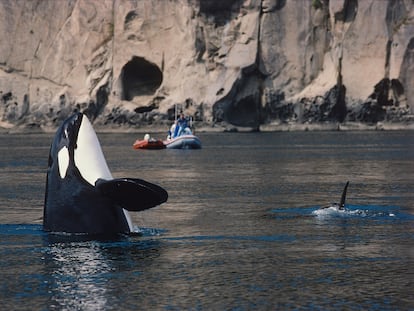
43,112,168,235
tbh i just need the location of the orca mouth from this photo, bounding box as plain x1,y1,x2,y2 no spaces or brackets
49,112,83,167
62,112,83,150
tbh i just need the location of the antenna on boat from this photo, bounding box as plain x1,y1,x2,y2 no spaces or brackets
174,103,183,120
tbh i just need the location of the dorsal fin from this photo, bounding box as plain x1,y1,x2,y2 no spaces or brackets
339,181,349,209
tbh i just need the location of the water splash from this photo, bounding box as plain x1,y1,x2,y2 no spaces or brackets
131,226,166,237
311,204,410,219
271,205,413,221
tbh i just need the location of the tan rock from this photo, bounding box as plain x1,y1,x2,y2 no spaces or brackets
0,0,412,131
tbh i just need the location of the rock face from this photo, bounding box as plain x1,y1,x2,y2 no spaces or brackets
0,0,413,131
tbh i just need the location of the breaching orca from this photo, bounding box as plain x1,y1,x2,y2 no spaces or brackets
321,181,349,210
43,112,168,235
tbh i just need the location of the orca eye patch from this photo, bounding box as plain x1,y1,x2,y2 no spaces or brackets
57,146,69,179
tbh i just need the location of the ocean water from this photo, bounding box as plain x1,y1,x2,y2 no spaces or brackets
0,130,413,310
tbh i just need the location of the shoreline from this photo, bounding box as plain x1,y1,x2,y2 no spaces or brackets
1,121,413,134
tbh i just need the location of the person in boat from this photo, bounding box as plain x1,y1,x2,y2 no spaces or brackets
173,114,188,138
144,133,158,143
167,124,175,139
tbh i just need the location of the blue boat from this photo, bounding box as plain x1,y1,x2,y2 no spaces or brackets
163,133,202,149
164,115,202,149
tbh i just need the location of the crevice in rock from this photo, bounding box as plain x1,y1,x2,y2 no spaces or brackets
322,84,347,122
274,0,287,11
124,10,139,31
198,0,243,26
385,40,392,77
212,0,268,129
213,70,263,129
332,53,347,123
120,56,163,101
355,78,394,123
83,84,109,122
369,78,393,107
386,0,408,35
195,24,206,62
400,38,414,113
334,0,358,23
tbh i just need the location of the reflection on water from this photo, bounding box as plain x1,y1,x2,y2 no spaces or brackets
0,224,163,310
47,242,110,310
0,131,413,310
43,233,163,310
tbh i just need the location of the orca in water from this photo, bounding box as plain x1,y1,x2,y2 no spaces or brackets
321,181,349,210
43,112,168,235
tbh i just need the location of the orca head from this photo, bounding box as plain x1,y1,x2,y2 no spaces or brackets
44,112,127,234
49,112,112,184
44,112,168,235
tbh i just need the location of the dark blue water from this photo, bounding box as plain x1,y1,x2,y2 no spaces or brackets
1,131,413,310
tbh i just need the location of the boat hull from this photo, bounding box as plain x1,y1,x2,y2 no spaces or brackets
164,135,202,149
133,139,165,150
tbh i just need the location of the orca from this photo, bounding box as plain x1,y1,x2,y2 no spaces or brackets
43,112,168,235
321,181,349,210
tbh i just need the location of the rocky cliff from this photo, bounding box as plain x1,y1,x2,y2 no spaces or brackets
0,0,413,132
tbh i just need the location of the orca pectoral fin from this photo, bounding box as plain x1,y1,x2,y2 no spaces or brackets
96,178,168,212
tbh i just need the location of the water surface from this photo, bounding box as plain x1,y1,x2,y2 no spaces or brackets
1,130,413,310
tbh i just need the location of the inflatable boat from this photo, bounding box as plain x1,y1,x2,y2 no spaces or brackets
164,112,202,149
133,134,165,150
163,134,202,149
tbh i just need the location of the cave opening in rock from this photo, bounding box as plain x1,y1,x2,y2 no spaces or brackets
213,93,262,129
226,95,261,128
121,56,163,101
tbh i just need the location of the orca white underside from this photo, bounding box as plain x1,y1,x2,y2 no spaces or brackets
75,114,112,185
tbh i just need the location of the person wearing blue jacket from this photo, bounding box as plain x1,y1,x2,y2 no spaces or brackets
173,113,188,137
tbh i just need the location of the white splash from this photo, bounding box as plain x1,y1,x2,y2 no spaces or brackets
312,206,397,218
312,206,347,217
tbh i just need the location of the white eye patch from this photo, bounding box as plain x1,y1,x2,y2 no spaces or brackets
57,146,70,179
